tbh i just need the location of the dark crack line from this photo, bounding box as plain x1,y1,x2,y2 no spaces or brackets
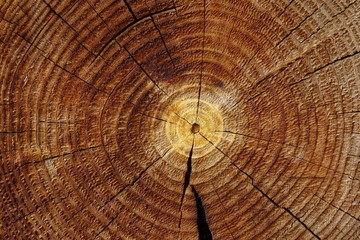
142,113,175,124
87,1,191,123
128,98,188,128
217,130,296,147
150,15,176,68
93,215,117,239
179,137,194,211
100,159,159,208
196,0,206,122
282,206,321,239
38,120,80,125
145,208,161,239
93,151,171,239
0,14,18,26
291,155,359,182
175,112,192,126
123,0,137,20
42,52,110,94
98,150,170,210
276,5,322,47
41,0,98,58
199,133,321,240
338,110,360,114
300,0,358,43
209,182,236,239
122,45,168,95
0,146,102,177
171,0,179,16
0,130,35,134
314,194,360,222
289,51,360,86
246,91,265,102
94,6,175,60
178,136,195,233
192,186,213,240
277,0,296,17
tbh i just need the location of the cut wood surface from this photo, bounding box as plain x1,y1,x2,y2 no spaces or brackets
1,0,359,239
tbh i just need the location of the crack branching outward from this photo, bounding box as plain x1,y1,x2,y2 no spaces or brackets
192,186,213,240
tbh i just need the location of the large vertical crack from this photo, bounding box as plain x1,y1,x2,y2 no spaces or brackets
196,0,206,121
192,186,213,240
178,136,195,232
179,137,194,211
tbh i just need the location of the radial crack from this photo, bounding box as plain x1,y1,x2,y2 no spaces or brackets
192,186,213,240
122,45,168,95
175,112,192,126
209,182,236,239
92,153,169,238
41,0,97,57
0,145,102,177
93,216,117,239
196,0,206,121
300,0,357,43
95,7,175,59
150,15,176,68
179,137,194,211
142,113,175,124
276,5,322,47
314,195,360,222
277,0,295,17
291,155,359,182
178,137,195,233
123,0,137,20
43,54,110,94
0,130,35,134
199,132,321,240
289,51,360,86
99,156,163,210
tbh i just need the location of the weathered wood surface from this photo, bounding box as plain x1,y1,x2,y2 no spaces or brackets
0,0,359,239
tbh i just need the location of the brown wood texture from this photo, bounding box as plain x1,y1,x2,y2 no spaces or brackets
1,0,359,239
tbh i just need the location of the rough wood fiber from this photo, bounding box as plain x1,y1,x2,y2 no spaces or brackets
0,0,359,239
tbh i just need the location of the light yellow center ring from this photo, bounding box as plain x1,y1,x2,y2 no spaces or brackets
164,99,223,158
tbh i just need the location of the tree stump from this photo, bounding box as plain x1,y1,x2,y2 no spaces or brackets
0,0,359,239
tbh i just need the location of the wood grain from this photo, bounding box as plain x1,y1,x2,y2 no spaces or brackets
1,0,359,239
